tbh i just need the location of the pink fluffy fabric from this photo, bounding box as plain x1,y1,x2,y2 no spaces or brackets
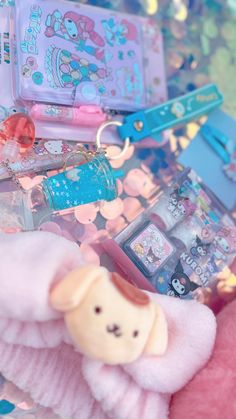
0,232,216,418
170,298,236,419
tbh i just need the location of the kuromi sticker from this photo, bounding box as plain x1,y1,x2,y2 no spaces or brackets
168,260,200,298
126,223,174,277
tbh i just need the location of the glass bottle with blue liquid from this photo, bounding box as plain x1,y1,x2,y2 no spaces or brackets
26,152,123,228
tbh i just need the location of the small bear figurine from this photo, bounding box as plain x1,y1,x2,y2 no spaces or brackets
50,266,168,365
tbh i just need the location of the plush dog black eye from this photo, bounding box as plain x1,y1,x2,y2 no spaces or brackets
68,19,72,23
133,330,139,338
94,306,102,314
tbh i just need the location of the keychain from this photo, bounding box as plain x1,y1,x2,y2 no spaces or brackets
0,113,125,212
0,84,223,213
28,131,126,211
117,84,223,144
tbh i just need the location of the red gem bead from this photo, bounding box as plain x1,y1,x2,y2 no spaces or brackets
0,113,35,151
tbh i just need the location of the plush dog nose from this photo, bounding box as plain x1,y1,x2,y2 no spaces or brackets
107,323,122,337
109,324,120,332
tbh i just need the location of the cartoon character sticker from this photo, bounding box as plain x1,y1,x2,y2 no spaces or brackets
167,260,200,298
211,226,236,262
116,63,143,104
102,18,137,46
45,10,106,62
22,56,39,81
146,247,161,264
168,188,190,219
190,235,211,259
128,223,174,276
65,168,81,182
213,235,231,261
33,140,72,156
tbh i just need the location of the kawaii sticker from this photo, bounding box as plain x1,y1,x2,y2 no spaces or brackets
33,140,72,156
45,10,106,62
167,260,200,298
168,188,189,219
22,56,38,78
102,18,138,47
190,235,211,259
128,223,174,276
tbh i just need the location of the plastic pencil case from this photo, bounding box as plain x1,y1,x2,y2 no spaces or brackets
102,169,236,298
11,0,167,111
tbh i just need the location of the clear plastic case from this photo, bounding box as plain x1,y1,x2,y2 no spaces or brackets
103,169,236,299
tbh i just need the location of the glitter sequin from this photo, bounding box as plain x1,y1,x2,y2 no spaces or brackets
2,1,236,416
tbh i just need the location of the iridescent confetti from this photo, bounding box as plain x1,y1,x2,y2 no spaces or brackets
123,197,143,221
106,216,127,235
74,204,98,224
1,1,236,417
100,198,124,220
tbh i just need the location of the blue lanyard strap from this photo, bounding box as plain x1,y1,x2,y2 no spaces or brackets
118,84,223,143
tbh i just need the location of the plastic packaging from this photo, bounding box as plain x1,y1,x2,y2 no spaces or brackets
0,139,87,180
12,0,167,111
0,189,33,232
20,152,123,229
103,169,236,299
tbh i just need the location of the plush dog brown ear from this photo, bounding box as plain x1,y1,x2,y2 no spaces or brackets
144,305,168,356
50,265,109,312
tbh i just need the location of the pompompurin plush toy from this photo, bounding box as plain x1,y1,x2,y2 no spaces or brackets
50,266,168,365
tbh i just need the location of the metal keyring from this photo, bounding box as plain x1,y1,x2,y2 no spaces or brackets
96,120,130,160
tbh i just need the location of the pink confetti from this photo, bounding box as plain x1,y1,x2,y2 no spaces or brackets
123,197,143,222
106,216,127,236
100,198,124,220
75,203,98,224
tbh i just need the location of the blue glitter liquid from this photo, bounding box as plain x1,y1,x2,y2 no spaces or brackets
42,153,121,210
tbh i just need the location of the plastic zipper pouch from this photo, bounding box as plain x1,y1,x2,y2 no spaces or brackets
12,0,167,111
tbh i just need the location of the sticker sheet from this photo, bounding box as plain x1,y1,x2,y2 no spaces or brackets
13,0,167,111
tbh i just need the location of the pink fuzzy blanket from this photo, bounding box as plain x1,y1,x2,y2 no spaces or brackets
0,232,216,418
170,297,236,419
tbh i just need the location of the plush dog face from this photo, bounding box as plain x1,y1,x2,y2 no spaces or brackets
50,266,168,365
